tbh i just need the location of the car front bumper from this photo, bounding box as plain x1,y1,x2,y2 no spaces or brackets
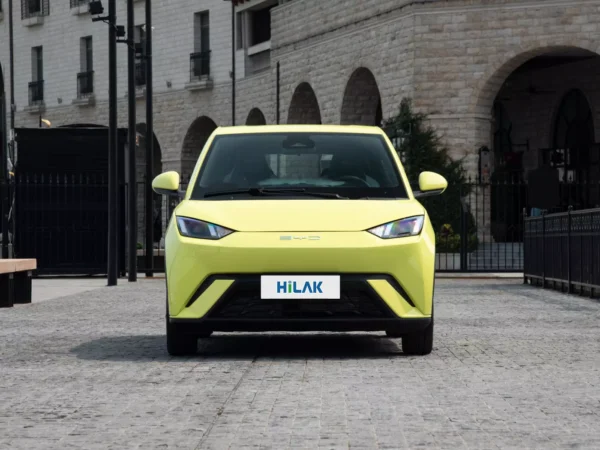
165,230,435,327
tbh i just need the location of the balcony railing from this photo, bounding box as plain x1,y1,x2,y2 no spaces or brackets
189,51,210,81
77,71,94,98
28,80,44,105
70,0,89,7
22,0,49,19
135,61,146,87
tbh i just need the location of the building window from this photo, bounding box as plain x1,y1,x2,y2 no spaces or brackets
29,46,44,105
77,36,94,98
249,3,274,46
236,11,243,50
134,25,146,87
190,11,210,80
21,0,49,19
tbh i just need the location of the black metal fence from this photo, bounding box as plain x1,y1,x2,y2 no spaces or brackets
1,174,597,276
138,177,537,274
2,175,125,275
524,208,600,297
420,177,529,272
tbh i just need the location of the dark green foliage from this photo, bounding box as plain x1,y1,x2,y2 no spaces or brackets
382,98,478,250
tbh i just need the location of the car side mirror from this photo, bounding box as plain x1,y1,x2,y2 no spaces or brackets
413,171,448,198
152,171,181,197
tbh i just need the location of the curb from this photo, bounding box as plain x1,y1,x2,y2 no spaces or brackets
435,273,522,279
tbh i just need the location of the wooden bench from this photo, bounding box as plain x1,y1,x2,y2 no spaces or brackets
0,259,37,308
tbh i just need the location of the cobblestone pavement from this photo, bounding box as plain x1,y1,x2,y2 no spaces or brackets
1,279,599,450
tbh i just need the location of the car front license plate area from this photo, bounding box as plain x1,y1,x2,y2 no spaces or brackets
260,275,341,299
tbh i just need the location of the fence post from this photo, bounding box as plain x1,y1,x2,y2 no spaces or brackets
541,210,546,289
522,207,527,285
567,205,572,294
459,197,468,272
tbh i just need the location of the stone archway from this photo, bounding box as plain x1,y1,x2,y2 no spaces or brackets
181,116,217,181
472,45,599,117
466,45,600,250
287,82,322,124
340,68,382,125
246,108,266,125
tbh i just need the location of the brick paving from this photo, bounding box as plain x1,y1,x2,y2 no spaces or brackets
1,279,599,449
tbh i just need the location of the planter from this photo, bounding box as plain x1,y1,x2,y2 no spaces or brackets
435,253,461,271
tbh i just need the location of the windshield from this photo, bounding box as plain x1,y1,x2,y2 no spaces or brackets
190,132,409,200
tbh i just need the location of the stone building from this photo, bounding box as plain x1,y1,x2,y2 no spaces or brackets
1,0,599,246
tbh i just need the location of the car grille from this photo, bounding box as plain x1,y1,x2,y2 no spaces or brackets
206,278,395,319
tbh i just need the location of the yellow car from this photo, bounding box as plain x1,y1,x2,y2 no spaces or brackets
152,125,447,356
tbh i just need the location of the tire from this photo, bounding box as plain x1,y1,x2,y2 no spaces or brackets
166,316,198,356
402,316,433,355
166,295,198,356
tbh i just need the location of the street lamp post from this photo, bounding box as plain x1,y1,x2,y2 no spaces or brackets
144,0,154,278
224,0,235,125
127,0,137,282
107,0,118,286
231,0,235,125
90,0,139,284
90,0,123,286
2,0,16,259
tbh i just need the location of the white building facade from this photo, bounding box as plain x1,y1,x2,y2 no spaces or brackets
1,0,600,245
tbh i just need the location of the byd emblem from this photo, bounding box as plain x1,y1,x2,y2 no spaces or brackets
280,236,321,240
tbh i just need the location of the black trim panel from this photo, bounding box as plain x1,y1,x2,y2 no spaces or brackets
186,273,416,309
206,277,396,320
170,317,431,334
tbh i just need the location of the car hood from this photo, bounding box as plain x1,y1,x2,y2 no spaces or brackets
175,199,425,232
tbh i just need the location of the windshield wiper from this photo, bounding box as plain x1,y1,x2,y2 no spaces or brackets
204,188,348,199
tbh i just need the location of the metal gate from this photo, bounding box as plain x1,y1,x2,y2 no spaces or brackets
10,127,127,275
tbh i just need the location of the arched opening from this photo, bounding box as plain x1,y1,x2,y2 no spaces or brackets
340,68,382,125
287,82,322,124
181,116,217,181
551,89,598,208
246,108,266,125
473,46,600,247
135,123,164,248
492,101,513,170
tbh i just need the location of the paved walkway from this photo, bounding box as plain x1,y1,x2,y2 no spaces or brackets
1,279,599,449
31,278,107,303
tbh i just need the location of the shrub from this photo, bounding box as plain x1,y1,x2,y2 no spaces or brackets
381,98,478,250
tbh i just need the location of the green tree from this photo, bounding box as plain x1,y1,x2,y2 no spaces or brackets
381,98,477,251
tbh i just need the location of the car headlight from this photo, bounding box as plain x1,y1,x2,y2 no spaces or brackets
367,215,425,239
176,216,234,240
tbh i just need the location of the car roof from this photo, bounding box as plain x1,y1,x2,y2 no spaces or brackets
211,124,386,136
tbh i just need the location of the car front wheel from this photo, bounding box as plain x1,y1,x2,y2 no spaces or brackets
166,299,198,356
401,317,433,355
